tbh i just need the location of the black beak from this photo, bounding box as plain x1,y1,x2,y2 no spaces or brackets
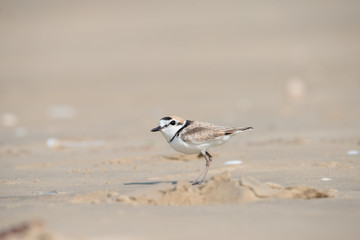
151,126,162,132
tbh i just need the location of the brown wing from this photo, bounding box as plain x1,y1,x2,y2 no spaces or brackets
181,121,253,144
180,121,229,144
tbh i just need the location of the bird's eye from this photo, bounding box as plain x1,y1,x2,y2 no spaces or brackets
170,120,176,125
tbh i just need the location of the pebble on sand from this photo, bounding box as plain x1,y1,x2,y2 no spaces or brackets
39,190,58,195
46,138,61,149
347,150,359,156
321,177,331,181
224,160,243,165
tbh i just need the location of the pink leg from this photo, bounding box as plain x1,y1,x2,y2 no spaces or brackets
192,151,212,185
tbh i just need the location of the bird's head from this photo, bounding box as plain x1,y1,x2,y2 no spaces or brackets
151,116,186,142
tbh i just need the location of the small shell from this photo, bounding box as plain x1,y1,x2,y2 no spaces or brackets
347,150,359,156
224,160,243,165
321,177,331,181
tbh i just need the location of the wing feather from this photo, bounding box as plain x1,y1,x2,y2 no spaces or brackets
180,121,253,144
180,121,229,144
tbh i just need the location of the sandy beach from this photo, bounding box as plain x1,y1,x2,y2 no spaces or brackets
1,1,360,239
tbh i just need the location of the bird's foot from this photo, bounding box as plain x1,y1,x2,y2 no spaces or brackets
191,178,206,185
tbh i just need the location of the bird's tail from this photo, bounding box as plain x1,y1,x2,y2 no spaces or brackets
224,127,254,135
237,127,253,131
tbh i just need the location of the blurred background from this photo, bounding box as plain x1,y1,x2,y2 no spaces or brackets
1,2,360,239
1,0,360,145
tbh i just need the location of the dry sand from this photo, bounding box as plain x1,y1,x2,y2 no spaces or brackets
112,172,335,206
1,1,360,240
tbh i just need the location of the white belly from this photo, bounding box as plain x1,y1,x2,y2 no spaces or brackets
168,135,231,154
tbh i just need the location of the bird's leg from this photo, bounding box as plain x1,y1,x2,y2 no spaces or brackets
199,151,212,184
192,164,207,185
192,151,212,185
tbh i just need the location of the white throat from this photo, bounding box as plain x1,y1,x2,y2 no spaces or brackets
160,120,187,143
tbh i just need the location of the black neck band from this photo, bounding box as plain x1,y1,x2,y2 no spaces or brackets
169,120,191,143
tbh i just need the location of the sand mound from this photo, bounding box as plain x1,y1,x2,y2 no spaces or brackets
115,172,336,206
123,172,258,205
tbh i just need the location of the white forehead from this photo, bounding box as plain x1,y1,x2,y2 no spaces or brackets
159,119,170,126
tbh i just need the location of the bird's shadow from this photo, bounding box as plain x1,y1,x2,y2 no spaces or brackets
123,181,178,186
